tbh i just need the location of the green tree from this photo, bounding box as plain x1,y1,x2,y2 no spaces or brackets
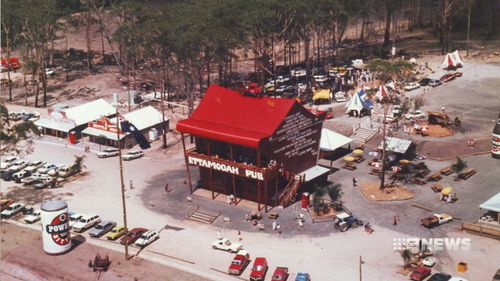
0,104,40,154
451,157,467,178
400,248,413,268
68,155,87,176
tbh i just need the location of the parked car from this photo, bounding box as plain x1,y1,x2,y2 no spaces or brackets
295,272,311,281
37,163,57,174
272,267,289,281
492,269,500,281
421,213,453,228
57,165,73,177
47,164,65,177
405,110,426,120
306,108,333,119
1,170,15,181
1,202,25,217
89,221,117,238
120,227,148,245
428,273,452,281
440,74,455,83
418,78,431,86
134,230,159,248
72,214,101,232
429,79,442,87
250,257,268,281
24,161,45,173
12,170,31,182
106,226,126,240
69,212,84,228
276,85,294,94
275,75,290,84
411,266,432,281
7,160,28,172
313,75,329,83
290,68,306,78
96,148,119,158
122,150,144,161
212,238,243,253
23,209,41,224
22,173,52,185
0,156,19,170
32,178,56,189
228,250,250,275
422,256,436,267
404,82,421,91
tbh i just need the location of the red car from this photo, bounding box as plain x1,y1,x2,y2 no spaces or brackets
250,257,268,281
228,250,250,275
440,73,455,83
410,266,432,281
120,227,147,245
307,108,333,119
271,267,289,281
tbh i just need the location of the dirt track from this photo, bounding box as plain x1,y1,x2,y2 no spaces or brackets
0,223,207,281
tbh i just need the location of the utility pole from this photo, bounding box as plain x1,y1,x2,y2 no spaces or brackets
380,103,390,190
359,255,364,281
466,0,472,56
160,83,167,149
115,108,129,260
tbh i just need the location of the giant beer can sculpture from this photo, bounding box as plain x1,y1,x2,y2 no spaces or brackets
41,200,71,255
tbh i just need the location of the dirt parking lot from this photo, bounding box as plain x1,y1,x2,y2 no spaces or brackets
0,222,207,281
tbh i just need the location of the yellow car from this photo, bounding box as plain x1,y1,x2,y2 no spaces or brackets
106,226,125,240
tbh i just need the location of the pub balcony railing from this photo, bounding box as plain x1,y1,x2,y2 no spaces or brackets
186,147,279,179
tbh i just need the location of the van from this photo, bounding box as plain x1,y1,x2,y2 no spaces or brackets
12,170,31,182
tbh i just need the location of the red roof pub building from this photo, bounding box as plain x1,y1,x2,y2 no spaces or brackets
177,85,330,211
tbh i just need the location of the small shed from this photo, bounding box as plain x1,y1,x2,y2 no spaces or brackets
480,193,500,224
378,137,416,161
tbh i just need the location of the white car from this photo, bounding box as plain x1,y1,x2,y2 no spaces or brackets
1,202,25,217
296,83,307,91
0,156,18,170
47,164,65,177
96,148,119,158
404,82,421,91
69,212,84,228
37,163,57,174
12,170,32,182
313,75,329,83
275,75,290,84
290,68,306,78
422,256,436,267
23,209,41,224
134,230,159,248
7,160,28,172
404,110,426,120
122,150,144,161
24,161,46,173
21,173,52,184
212,238,243,253
72,214,101,232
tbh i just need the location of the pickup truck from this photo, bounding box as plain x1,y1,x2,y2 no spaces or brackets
421,213,453,228
228,250,250,275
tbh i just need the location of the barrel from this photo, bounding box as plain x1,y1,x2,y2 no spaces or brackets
41,200,71,255
149,128,159,141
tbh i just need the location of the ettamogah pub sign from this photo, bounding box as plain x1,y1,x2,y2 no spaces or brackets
188,156,264,181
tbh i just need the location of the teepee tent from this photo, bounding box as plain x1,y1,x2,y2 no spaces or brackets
345,89,372,117
375,85,391,101
442,50,464,69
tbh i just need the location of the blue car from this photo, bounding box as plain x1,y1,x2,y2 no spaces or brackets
295,272,311,281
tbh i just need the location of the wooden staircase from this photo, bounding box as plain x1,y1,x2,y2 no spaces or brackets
187,205,220,224
278,178,301,208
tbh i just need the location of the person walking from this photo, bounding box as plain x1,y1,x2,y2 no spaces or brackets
393,215,400,226
298,219,304,228
129,180,133,190
272,220,277,231
238,230,243,241
217,230,222,240
352,178,357,187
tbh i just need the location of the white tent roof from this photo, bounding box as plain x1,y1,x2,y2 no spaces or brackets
320,128,353,151
441,50,464,69
480,193,500,212
345,90,372,114
63,98,115,127
378,137,413,154
122,106,165,131
298,165,331,182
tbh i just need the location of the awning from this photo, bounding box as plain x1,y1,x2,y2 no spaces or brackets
81,127,127,140
320,128,353,151
312,89,331,101
34,117,75,133
298,165,331,182
480,193,500,212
